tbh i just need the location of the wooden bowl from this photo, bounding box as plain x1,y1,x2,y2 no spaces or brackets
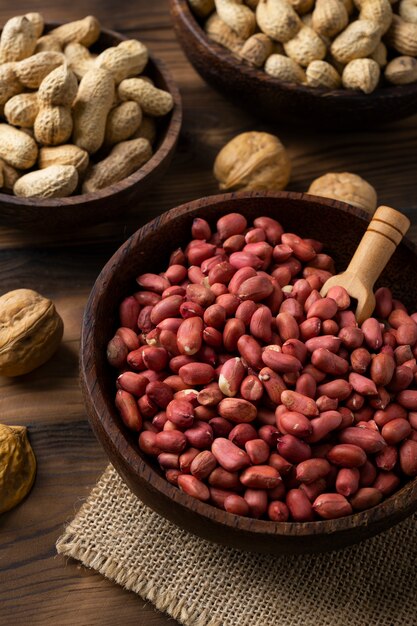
169,0,417,129
81,191,417,554
0,23,182,232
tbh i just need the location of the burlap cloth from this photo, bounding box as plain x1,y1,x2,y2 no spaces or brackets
56,464,417,626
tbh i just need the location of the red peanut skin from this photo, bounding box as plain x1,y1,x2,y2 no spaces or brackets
350,348,372,375
397,390,417,410
211,437,251,472
370,353,396,386
296,458,331,483
224,494,250,516
254,216,283,245
361,317,383,350
400,440,417,476
179,362,214,385
107,335,129,368
177,316,203,356
299,478,327,502
244,488,268,519
229,423,257,448
311,348,349,375
116,327,140,351
218,398,257,423
381,418,412,445
350,487,383,511
209,417,233,438
209,487,234,510
117,372,149,396
313,493,352,519
268,500,289,522
190,450,217,480
327,444,367,468
286,489,315,522
373,471,400,496
317,379,352,400
240,465,281,489
305,335,341,353
139,430,161,456
158,452,180,469
338,427,386,454
146,381,174,409
219,357,246,397
115,390,142,431
280,390,318,416
277,434,312,463
240,374,264,401
185,421,214,449
375,445,398,471
335,468,360,497
359,460,377,487
166,399,194,428
238,275,274,302
349,373,378,396
237,334,264,370
295,373,316,399
307,411,343,443
178,474,210,501
278,411,313,439
276,312,300,341
269,453,292,475
208,467,241,490
259,367,287,404
245,438,270,464
155,430,187,454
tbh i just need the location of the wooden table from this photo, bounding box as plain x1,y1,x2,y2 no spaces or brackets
0,2,416,624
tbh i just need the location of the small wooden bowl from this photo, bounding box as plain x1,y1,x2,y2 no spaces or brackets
81,191,417,554
169,0,417,129
0,23,182,232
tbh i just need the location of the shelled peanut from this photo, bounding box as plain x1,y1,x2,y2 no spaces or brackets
107,211,417,522
0,13,175,198
188,0,417,92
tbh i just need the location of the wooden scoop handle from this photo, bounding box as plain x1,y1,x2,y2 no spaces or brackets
344,205,410,290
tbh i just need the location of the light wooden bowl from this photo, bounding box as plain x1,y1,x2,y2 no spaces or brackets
169,0,417,129
80,191,417,554
0,23,182,232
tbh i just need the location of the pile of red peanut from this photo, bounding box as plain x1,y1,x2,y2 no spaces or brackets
107,212,417,522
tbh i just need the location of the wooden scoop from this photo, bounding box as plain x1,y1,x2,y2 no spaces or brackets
320,205,410,324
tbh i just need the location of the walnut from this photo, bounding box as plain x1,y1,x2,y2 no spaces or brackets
0,288,63,376
213,131,291,192
307,171,378,213
0,424,36,514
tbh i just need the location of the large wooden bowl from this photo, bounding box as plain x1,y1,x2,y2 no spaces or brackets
81,191,417,554
0,23,182,232
169,0,417,128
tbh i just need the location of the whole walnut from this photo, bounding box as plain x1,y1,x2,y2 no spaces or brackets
307,171,377,213
213,131,291,192
0,423,36,514
0,288,63,376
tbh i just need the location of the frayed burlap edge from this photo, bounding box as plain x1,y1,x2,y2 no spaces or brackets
56,466,219,626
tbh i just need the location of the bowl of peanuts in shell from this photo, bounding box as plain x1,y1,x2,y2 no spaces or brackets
80,191,417,554
169,0,417,128
0,13,182,231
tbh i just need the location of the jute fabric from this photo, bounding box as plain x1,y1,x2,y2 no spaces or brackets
56,464,417,626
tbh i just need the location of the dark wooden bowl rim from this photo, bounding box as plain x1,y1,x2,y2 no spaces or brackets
170,0,417,102
81,191,417,548
0,22,182,208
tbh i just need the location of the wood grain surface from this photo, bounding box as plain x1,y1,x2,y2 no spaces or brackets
0,1,416,624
